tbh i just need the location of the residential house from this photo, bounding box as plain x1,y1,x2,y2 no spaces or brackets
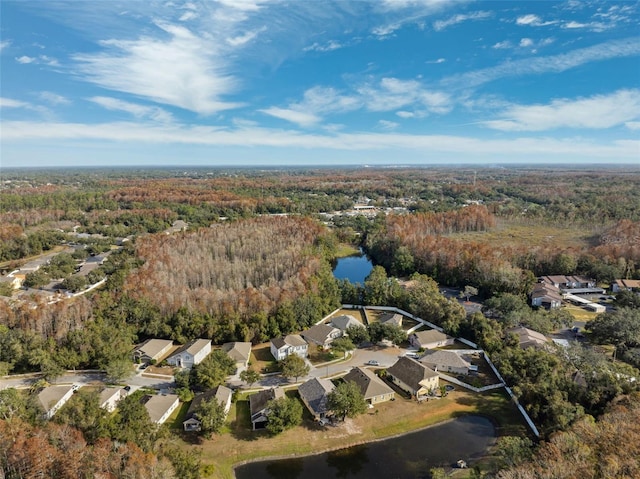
99,387,126,412
530,282,563,309
330,314,364,333
540,275,602,294
249,387,285,430
386,356,439,398
143,394,180,425
301,324,342,350
166,339,212,369
270,334,308,361
221,341,252,371
342,367,395,405
507,326,549,349
133,339,173,364
298,377,335,421
409,329,454,349
38,385,78,420
612,279,640,293
379,312,403,327
419,350,474,376
183,385,233,432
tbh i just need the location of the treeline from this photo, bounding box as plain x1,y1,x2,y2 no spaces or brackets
496,393,640,479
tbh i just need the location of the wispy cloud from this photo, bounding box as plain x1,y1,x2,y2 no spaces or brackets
483,89,640,131
516,14,556,27
304,40,344,52
0,40,11,52
73,22,242,115
1,97,29,108
378,119,399,130
89,96,173,123
259,107,320,127
226,26,267,47
426,58,446,64
16,55,36,64
444,37,640,89
39,92,71,106
433,11,491,31
15,54,59,66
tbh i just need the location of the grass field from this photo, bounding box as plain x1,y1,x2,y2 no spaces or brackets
187,387,527,479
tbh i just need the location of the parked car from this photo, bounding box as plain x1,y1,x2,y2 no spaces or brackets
366,360,379,366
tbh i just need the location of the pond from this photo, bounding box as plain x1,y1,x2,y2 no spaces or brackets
332,250,373,285
235,415,496,479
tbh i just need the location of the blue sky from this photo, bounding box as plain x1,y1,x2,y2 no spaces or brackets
1,0,639,167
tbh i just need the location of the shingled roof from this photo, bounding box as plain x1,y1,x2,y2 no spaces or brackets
298,377,335,418
387,356,438,391
342,367,394,401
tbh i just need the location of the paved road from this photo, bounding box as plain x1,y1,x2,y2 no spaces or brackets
0,370,173,391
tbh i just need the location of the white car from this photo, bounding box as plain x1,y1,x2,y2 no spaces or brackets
366,360,379,366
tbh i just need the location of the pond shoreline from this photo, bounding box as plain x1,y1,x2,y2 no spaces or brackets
232,414,497,478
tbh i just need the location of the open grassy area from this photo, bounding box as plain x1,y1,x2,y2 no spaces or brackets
562,304,598,322
334,244,361,258
250,343,279,374
188,387,527,479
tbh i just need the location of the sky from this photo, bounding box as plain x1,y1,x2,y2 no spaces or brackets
1,0,639,168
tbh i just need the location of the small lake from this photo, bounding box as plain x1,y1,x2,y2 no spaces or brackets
332,251,373,285
235,415,495,479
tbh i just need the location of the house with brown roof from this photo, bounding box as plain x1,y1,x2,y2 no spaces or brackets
143,394,180,425
342,367,395,405
183,385,233,432
166,339,212,369
301,324,342,350
506,326,549,349
420,350,474,376
612,279,640,293
330,314,364,333
386,356,439,398
270,334,308,361
38,384,78,420
530,282,563,309
409,329,454,349
221,341,252,371
249,387,285,430
133,338,173,364
298,377,335,421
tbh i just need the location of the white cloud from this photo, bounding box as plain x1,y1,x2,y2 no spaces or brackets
492,40,511,49
0,97,29,108
16,55,36,64
483,89,640,131
73,22,242,115
259,107,320,127
444,37,640,88
426,58,446,64
89,96,173,122
519,38,534,48
516,14,556,27
39,92,71,105
226,27,266,47
433,11,491,31
378,120,399,130
2,120,637,163
304,40,343,52
359,77,451,114
625,121,640,130
396,110,427,118
179,11,198,22
0,40,11,52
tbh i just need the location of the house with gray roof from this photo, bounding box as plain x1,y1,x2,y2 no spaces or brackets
330,314,364,333
530,283,563,309
38,384,78,420
420,350,474,376
409,329,454,350
183,385,233,432
506,326,549,350
99,387,126,412
342,367,395,405
386,356,439,398
270,334,308,361
221,341,252,371
166,339,212,369
298,377,335,421
249,387,285,430
133,338,173,363
301,324,342,350
143,394,180,425
379,312,403,327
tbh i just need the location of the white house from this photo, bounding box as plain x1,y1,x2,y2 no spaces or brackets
38,385,78,420
270,334,308,361
143,394,180,425
420,350,474,376
301,324,342,350
166,339,212,369
98,387,126,412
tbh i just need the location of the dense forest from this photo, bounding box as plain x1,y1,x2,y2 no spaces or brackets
1,166,640,477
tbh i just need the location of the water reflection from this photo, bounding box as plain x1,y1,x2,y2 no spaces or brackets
326,444,369,478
